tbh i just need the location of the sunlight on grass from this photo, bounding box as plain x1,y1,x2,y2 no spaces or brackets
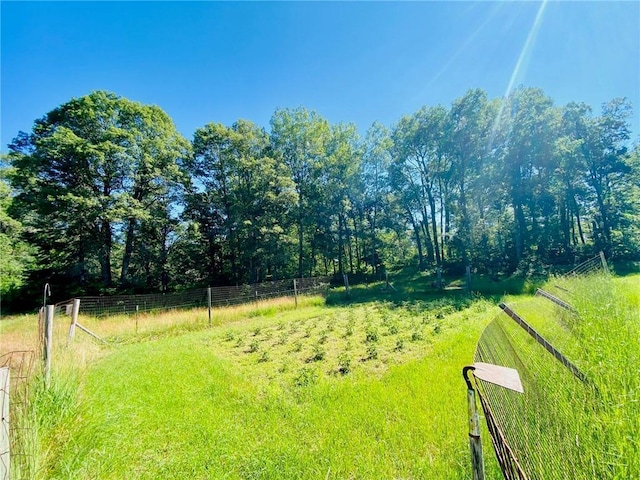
6,273,639,479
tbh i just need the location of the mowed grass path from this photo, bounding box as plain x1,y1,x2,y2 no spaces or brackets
41,297,502,479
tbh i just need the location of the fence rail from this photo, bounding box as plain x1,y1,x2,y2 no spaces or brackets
56,276,331,318
469,253,609,479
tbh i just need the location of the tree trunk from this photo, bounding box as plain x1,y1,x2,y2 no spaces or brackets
408,209,424,269
427,189,441,266
513,201,526,262
120,217,136,286
99,219,112,287
297,210,304,278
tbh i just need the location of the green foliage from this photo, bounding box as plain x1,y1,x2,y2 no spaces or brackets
0,174,36,297
6,91,190,299
3,88,639,311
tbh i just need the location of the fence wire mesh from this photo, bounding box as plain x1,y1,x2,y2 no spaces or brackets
57,276,331,318
474,313,602,479
0,352,35,480
472,255,612,480
566,252,608,276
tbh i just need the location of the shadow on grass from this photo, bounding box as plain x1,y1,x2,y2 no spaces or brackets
325,267,545,310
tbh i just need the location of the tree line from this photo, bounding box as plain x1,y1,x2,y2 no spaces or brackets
1,87,638,307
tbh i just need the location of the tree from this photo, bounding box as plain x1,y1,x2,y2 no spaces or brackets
270,108,330,277
0,172,35,298
361,122,392,274
6,91,189,295
187,120,297,284
392,106,448,268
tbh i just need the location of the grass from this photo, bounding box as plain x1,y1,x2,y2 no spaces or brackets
41,302,498,480
477,273,640,479
4,271,639,479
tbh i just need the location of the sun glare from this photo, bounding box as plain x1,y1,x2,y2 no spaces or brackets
489,0,549,150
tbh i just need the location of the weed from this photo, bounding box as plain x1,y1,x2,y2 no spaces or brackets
394,338,404,351
275,332,288,346
410,330,423,342
278,361,289,373
433,323,441,335
364,344,378,361
387,324,399,335
344,323,354,338
253,327,262,337
292,340,302,353
257,350,269,363
289,321,300,334
223,331,235,342
318,330,328,344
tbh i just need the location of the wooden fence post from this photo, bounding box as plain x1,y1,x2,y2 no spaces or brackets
599,251,610,275
343,274,351,298
207,287,212,327
293,279,298,308
0,367,9,480
67,298,80,345
466,266,472,294
44,305,54,389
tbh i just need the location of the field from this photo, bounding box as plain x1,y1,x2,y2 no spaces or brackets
2,271,638,479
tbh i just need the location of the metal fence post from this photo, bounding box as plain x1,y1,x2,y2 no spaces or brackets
207,287,212,327
44,305,54,389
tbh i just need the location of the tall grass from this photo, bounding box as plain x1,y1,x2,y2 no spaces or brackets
485,273,640,478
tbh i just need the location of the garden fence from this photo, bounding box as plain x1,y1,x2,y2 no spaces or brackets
469,252,609,479
56,276,331,318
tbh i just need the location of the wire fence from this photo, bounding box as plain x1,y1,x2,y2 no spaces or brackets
471,253,610,479
56,276,331,318
566,251,609,276
0,352,35,480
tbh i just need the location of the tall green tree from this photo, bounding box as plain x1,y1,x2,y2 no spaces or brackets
187,120,297,284
7,91,189,294
0,172,35,298
270,108,330,277
361,122,393,273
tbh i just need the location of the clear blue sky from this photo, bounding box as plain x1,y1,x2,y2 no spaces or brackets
2,1,638,151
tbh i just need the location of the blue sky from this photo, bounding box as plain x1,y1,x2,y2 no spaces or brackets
1,1,639,151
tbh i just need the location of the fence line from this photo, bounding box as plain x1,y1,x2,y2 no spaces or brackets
56,276,331,318
566,251,608,276
0,352,35,480
469,253,610,479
